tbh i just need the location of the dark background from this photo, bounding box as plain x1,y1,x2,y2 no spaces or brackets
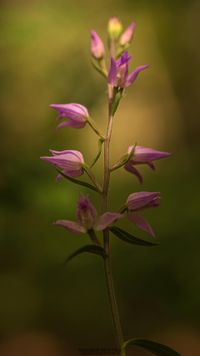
1,0,200,355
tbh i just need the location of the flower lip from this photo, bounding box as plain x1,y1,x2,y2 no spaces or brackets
77,196,97,230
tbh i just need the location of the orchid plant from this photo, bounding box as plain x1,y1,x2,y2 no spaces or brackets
41,17,180,356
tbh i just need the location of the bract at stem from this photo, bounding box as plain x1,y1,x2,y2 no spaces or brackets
88,229,101,245
110,144,136,172
90,137,105,168
83,164,103,193
87,117,105,140
56,169,99,193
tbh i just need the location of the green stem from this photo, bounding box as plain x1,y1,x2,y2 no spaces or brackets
84,166,102,193
102,86,125,355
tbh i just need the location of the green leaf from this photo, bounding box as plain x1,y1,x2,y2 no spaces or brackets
56,170,99,193
64,245,106,264
123,339,181,356
109,227,158,247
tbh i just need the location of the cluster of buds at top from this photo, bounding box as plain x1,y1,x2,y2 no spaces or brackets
41,16,171,241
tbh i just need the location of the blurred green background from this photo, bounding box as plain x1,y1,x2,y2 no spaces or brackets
1,0,200,354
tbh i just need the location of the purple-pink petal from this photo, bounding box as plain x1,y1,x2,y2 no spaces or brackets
117,51,132,66
128,145,171,163
56,119,86,129
128,212,155,237
95,212,123,231
54,220,86,234
126,64,149,87
108,57,118,86
124,162,143,183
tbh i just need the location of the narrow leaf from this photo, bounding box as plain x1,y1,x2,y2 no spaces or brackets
109,226,158,247
123,339,181,356
64,245,106,264
56,170,99,192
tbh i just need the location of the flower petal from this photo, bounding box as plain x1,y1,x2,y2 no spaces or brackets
95,212,123,231
56,119,86,129
128,212,155,237
126,64,149,87
54,220,86,234
124,162,143,183
108,57,118,85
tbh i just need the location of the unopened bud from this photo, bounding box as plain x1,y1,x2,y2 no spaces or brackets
108,17,123,40
119,22,136,46
91,31,105,59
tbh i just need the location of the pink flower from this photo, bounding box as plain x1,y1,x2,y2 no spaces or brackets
40,149,85,179
108,51,149,89
125,145,171,183
55,196,122,234
126,192,160,237
91,31,105,59
119,22,136,46
50,103,89,129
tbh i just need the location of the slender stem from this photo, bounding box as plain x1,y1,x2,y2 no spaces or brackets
102,85,125,354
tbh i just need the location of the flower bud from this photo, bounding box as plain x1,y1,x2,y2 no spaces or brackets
76,196,97,230
50,103,89,129
91,31,105,59
124,145,171,183
40,149,85,177
127,192,160,212
108,17,123,40
119,22,136,46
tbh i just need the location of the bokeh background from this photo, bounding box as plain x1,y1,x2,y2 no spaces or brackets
1,0,200,355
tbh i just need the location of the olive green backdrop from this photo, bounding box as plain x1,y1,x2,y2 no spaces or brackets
1,0,200,354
